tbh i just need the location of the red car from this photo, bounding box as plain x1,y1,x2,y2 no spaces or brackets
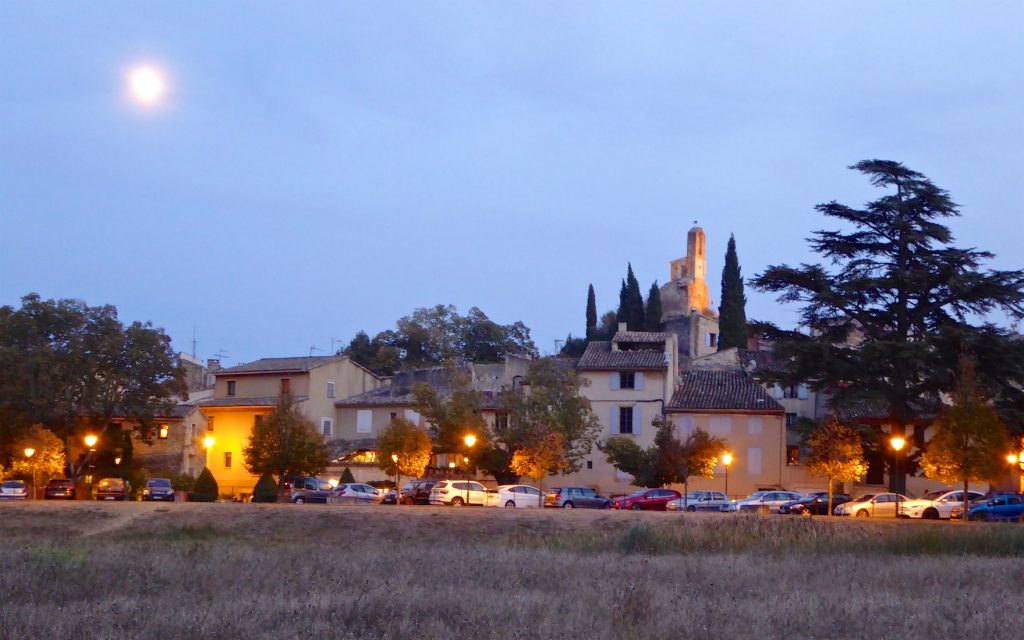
612,488,681,511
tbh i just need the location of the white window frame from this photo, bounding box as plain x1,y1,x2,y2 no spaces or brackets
356,410,372,434
327,380,336,398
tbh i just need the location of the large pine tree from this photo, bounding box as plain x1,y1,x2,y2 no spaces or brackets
718,234,748,350
645,281,663,331
751,160,1024,494
585,284,597,339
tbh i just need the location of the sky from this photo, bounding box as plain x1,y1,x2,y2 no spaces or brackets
2,2,1023,365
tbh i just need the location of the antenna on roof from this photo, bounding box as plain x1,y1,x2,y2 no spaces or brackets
191,325,198,358
213,350,229,360
309,345,322,358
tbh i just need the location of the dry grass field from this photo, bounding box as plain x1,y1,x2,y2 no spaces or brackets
2,503,1023,639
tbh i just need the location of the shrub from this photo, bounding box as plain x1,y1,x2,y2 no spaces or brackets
169,473,196,491
189,467,219,502
123,466,149,501
340,467,356,484
252,473,279,503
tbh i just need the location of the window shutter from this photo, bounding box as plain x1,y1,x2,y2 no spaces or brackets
610,374,620,391
610,407,619,434
798,384,809,400
632,406,641,435
773,384,784,399
635,372,645,390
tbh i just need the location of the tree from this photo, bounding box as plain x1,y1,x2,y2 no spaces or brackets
645,282,663,332
8,424,66,495
340,467,356,484
616,264,646,331
501,358,600,476
252,472,279,503
751,161,1024,494
243,395,330,486
602,416,725,501
190,467,219,502
920,355,1011,520
804,417,866,516
376,417,433,493
596,310,618,340
412,367,488,457
718,234,748,350
510,431,571,506
585,284,598,339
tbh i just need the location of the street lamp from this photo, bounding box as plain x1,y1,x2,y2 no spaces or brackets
84,434,98,495
463,435,476,506
391,453,400,501
721,452,733,500
24,448,35,500
448,460,456,479
890,436,906,518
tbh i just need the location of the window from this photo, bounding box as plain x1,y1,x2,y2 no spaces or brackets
747,416,763,435
390,412,397,421
224,452,232,469
207,416,215,432
495,414,509,431
783,384,798,399
786,446,800,466
705,333,717,348
586,460,593,469
327,381,336,398
356,410,372,433
227,380,236,396
321,418,333,437
785,413,798,430
709,416,732,436
747,447,763,475
158,424,168,440
404,409,420,423
280,378,291,395
619,372,635,389
618,407,634,434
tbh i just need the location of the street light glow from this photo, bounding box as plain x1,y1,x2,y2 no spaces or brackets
203,436,215,449
464,434,476,448
391,453,399,463
890,436,906,451
84,434,98,448
24,447,35,458
722,452,733,466
1009,454,1019,465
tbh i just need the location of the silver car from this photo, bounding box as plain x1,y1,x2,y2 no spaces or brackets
724,491,804,513
667,491,729,512
835,493,909,517
899,490,986,520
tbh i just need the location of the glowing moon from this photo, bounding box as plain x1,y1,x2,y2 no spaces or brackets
127,65,167,106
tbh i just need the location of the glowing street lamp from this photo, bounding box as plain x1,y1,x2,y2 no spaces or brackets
391,453,400,498
84,434,98,449
721,452,733,500
24,448,35,500
890,436,906,518
203,436,215,449
83,434,98,493
1009,452,1024,493
448,460,456,479
462,434,477,505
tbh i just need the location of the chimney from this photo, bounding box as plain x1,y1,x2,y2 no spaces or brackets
207,359,221,371
618,322,627,333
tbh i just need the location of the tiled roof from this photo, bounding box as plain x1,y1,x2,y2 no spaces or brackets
667,370,783,413
335,387,414,408
836,399,938,424
612,331,671,344
737,349,789,375
577,342,667,371
214,356,345,375
196,396,307,408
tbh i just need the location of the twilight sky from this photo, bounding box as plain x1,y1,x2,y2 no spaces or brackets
2,2,1022,365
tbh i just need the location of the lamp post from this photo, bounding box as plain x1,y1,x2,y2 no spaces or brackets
463,435,476,506
448,461,455,479
890,436,906,518
721,452,733,500
391,453,400,502
84,434,98,498
24,448,35,500
1008,453,1024,494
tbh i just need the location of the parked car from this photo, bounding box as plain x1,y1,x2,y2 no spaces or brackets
723,491,804,513
290,476,333,504
44,478,76,500
950,493,997,520
779,492,851,516
834,493,908,517
495,484,542,508
96,478,130,501
613,488,682,511
899,489,986,520
0,480,29,500
382,488,399,505
400,479,438,505
962,493,1024,522
142,478,175,502
666,491,729,512
544,487,613,509
429,480,489,506
333,483,382,504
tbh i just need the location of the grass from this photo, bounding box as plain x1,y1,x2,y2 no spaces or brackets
1,503,1022,639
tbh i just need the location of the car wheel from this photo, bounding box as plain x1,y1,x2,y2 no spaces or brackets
630,503,642,511
563,501,574,509
169,495,175,502
855,509,869,518
450,497,464,507
923,509,939,520
505,500,516,508
686,505,696,512
294,497,305,504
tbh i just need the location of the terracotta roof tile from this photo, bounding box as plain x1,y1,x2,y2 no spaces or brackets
215,356,345,375
578,341,667,371
667,370,783,413
612,331,671,344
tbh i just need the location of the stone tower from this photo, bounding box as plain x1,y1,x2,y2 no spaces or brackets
660,224,711,318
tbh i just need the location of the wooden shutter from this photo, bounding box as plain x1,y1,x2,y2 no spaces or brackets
610,407,619,434
635,372,645,390
610,374,620,390
632,406,641,435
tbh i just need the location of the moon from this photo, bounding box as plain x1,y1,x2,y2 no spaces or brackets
127,65,167,106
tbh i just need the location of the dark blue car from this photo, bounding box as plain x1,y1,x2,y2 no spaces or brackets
967,493,1024,522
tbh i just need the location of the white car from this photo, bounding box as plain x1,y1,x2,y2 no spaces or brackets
722,490,804,513
495,484,542,508
899,490,986,520
834,493,909,517
667,491,729,512
333,483,382,504
429,480,490,506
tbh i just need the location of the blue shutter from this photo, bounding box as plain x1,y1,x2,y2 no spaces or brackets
632,406,641,435
635,372,645,390
610,374,620,390
610,407,619,434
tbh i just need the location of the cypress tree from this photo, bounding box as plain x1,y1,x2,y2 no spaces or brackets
645,281,663,331
585,284,597,339
718,234,748,350
616,278,628,329
625,263,645,331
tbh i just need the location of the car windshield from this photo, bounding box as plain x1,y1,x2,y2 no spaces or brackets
2,481,24,488
744,491,769,500
99,479,123,488
148,479,172,488
920,491,946,501
853,494,876,503
627,490,649,498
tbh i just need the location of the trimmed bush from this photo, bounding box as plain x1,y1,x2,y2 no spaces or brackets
169,473,196,492
340,467,356,484
188,467,219,502
252,473,279,503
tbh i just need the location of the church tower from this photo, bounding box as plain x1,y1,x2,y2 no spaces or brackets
663,224,710,316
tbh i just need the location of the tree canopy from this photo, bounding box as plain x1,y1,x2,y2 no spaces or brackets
603,416,725,491
243,395,330,484
7,424,66,488
342,305,537,375
718,234,748,350
750,160,1024,492
585,284,598,339
804,417,866,515
0,294,187,453
376,417,433,483
645,281,663,332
